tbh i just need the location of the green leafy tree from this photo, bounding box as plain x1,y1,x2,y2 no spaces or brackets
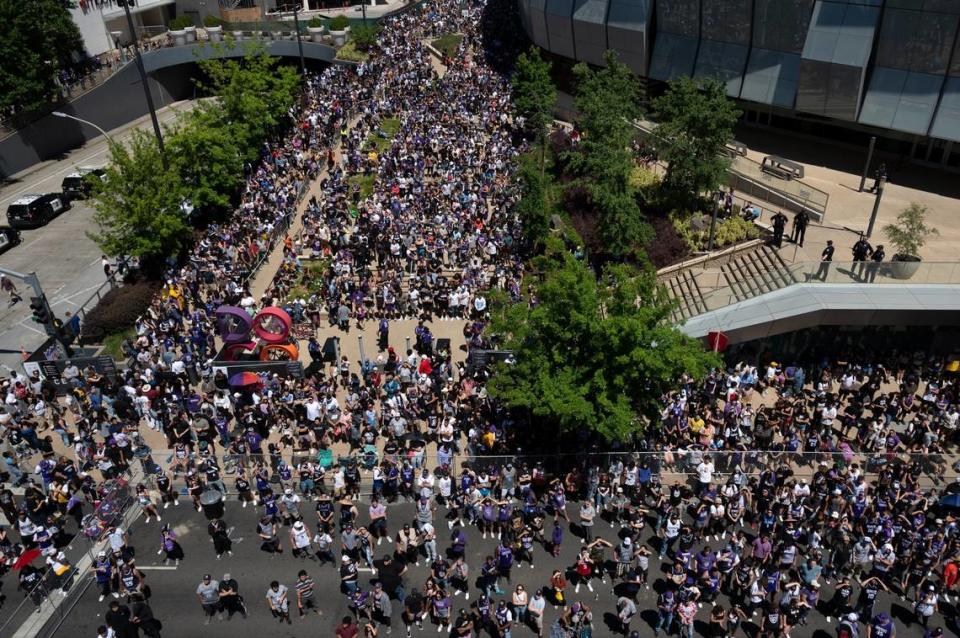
167,110,243,212
488,238,720,441
883,202,939,259
351,24,381,51
0,0,84,119
516,156,552,251
652,77,740,206
567,51,651,260
196,44,301,161
512,46,556,174
87,131,190,267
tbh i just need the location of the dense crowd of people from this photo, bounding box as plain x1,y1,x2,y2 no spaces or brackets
2,1,960,638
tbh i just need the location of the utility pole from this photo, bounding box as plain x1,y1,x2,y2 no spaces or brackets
289,3,307,77
118,0,167,169
361,0,367,25
707,191,721,251
858,135,877,192
865,176,886,238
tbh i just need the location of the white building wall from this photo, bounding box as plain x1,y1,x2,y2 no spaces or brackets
70,3,117,57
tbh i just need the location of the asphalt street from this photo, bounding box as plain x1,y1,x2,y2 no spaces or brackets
0,103,193,372
41,498,954,638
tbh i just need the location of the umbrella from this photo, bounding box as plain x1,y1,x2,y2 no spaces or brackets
939,493,960,509
228,371,262,387
12,548,41,571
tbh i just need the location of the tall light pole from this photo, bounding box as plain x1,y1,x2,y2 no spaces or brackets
117,0,167,169
285,3,307,77
52,111,114,145
865,176,886,238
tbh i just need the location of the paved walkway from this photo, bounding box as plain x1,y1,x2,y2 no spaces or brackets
736,126,960,263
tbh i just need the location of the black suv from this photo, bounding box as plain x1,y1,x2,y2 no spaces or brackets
6,193,71,228
61,167,106,200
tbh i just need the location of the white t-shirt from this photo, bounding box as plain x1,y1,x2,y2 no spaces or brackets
266,584,288,610
697,461,714,484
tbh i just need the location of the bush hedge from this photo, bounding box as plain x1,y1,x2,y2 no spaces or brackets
81,280,162,343
169,15,194,30
203,15,225,27
329,14,350,30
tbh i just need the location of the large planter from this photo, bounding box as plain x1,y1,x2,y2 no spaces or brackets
206,25,223,42
331,26,350,46
184,25,197,42
169,29,188,46
232,30,245,41
307,26,325,43
889,254,921,280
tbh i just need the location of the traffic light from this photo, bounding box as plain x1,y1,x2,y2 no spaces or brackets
29,296,50,325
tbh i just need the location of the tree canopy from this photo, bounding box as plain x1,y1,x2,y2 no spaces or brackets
0,0,84,119
652,77,741,206
567,51,651,261
87,130,190,266
195,44,301,161
512,47,556,158
167,109,244,212
487,238,721,441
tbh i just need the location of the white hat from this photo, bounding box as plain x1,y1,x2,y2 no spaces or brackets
293,521,304,530
847,613,858,622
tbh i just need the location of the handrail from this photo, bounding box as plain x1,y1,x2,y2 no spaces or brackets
694,260,960,315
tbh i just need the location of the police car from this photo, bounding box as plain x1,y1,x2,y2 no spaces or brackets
0,226,21,254
5,193,71,228
60,166,106,200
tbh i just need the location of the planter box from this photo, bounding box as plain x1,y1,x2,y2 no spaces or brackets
185,26,197,42
889,255,921,280
206,25,223,42
231,30,245,41
169,29,188,46
331,27,350,46
308,26,325,43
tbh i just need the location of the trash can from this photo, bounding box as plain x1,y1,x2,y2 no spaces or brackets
200,489,224,520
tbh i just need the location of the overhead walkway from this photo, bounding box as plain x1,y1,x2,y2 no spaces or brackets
673,261,960,344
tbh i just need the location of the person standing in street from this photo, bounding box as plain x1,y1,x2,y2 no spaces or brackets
1,275,21,307
771,212,788,248
266,580,292,624
867,164,887,193
792,210,810,247
196,574,220,625
295,569,323,619
219,573,247,620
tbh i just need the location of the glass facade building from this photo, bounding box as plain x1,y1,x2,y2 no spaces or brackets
518,0,960,147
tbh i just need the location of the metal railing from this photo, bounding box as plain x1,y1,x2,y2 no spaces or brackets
697,260,960,314
728,152,830,220
136,447,959,498
0,478,138,638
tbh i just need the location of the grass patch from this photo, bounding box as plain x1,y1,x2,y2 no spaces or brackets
431,33,464,58
348,173,376,199
101,328,135,360
336,40,370,62
363,117,401,154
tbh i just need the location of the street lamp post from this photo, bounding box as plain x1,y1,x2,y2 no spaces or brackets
865,176,886,238
117,0,167,169
52,111,113,145
707,190,721,251
287,3,307,77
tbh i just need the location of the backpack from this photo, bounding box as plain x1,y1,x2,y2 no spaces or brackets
837,622,854,638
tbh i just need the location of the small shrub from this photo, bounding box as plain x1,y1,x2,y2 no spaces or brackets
329,14,350,30
714,215,759,247
169,15,194,30
202,14,224,27
81,280,163,342
351,24,381,51
307,16,326,28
